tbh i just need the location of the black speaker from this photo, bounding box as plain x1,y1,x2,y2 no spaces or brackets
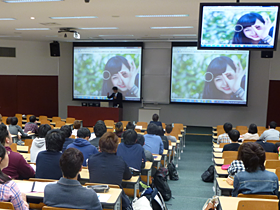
261,51,273,58
50,41,60,57
81,102,87,106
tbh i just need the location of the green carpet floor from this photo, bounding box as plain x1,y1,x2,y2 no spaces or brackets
165,127,213,210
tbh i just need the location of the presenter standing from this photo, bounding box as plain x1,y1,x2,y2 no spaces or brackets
107,86,123,108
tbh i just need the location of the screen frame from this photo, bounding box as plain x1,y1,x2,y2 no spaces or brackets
72,42,143,102
170,42,250,106
198,2,280,51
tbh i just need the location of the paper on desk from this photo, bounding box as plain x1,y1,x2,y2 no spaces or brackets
135,126,142,129
16,182,34,193
30,164,36,171
33,182,56,192
215,148,223,152
97,194,111,202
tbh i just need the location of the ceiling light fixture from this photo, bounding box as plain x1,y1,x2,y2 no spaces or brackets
15,28,50,30
0,18,16,20
30,17,35,19
3,0,63,3
79,27,118,30
150,26,193,29
136,14,189,18
50,16,97,19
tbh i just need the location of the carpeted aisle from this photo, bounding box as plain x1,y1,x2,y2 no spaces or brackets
165,126,214,210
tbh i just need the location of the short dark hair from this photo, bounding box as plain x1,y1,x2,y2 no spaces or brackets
6,117,12,125
77,127,91,139
239,142,265,172
60,125,72,138
60,148,84,179
147,123,158,135
0,124,9,145
10,117,18,126
126,122,135,130
45,129,65,152
223,122,233,134
270,121,277,129
73,120,81,129
136,134,145,146
29,115,36,123
38,124,52,138
123,129,137,145
99,132,118,153
94,120,107,137
248,124,258,134
157,126,165,136
112,86,118,91
152,114,159,122
228,129,240,142
166,124,173,134
115,122,123,133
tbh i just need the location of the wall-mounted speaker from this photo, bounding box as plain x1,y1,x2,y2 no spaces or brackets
81,102,88,106
50,41,60,57
261,51,273,58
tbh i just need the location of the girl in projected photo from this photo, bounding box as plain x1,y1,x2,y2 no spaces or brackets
202,56,246,100
101,56,140,98
232,13,274,45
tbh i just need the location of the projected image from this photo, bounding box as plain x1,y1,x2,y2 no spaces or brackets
200,5,279,49
171,47,249,105
73,47,142,101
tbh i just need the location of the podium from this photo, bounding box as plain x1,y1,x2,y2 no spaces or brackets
67,106,123,127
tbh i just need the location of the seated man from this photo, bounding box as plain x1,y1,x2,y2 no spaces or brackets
223,130,240,152
44,148,102,210
117,129,146,170
136,134,154,162
67,127,98,166
143,123,164,155
217,122,233,144
149,113,162,127
259,121,280,141
36,129,65,180
165,124,177,143
90,120,107,148
24,115,38,134
0,124,35,179
126,122,135,130
60,125,74,152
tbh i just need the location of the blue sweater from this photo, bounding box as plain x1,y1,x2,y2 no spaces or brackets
117,143,146,171
143,134,164,155
67,138,98,166
35,150,62,180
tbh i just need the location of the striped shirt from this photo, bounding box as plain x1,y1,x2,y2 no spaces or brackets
217,133,231,144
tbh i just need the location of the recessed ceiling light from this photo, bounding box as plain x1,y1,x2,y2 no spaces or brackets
0,18,16,20
99,35,134,37
79,27,118,30
30,17,35,20
136,14,189,18
3,0,63,3
160,34,196,36
50,16,98,19
150,26,193,29
15,28,50,30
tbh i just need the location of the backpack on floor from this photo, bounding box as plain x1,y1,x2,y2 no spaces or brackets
153,168,172,201
201,165,214,182
142,187,168,210
167,162,179,181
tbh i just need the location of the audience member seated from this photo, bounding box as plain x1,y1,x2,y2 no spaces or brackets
60,125,74,152
241,124,259,141
228,147,245,177
255,139,278,153
149,113,162,127
157,126,168,150
126,122,135,130
9,117,30,145
165,124,177,143
232,142,279,197
24,115,38,134
143,123,164,155
0,144,29,210
217,122,233,144
136,134,154,162
44,148,102,210
67,127,98,166
90,120,107,148
223,130,240,152
259,121,280,141
71,120,81,138
30,124,51,163
88,132,132,210
0,124,35,180
117,129,146,170
36,129,65,180
5,117,12,130
115,122,124,138
0,114,3,126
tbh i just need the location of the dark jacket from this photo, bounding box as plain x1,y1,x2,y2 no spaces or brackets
108,92,123,108
223,143,240,152
35,150,62,180
67,138,98,166
44,177,102,210
160,136,169,150
149,121,162,127
62,138,74,153
89,137,100,148
88,152,132,187
256,140,278,153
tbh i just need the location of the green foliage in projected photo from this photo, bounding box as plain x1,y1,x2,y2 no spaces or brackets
171,53,248,99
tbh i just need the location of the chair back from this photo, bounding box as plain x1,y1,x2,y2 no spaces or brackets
267,140,280,144
219,143,230,148
236,126,248,131
40,120,51,125
0,201,15,210
265,160,280,169
237,200,278,210
107,128,114,132
222,151,238,159
66,118,75,124
39,116,48,121
52,117,61,123
29,178,57,182
136,122,148,129
2,116,8,125
162,122,166,129
55,121,65,128
87,127,94,133
237,193,278,199
275,167,280,181
15,113,22,120
118,138,121,144
43,206,84,210
257,126,267,136
24,139,33,153
121,121,129,128
217,125,223,130
224,157,237,165
275,127,280,132
104,120,114,128
238,129,248,135
173,123,184,131
265,152,278,160
217,128,225,136
243,139,257,143
70,135,76,139
26,114,33,122
10,143,17,153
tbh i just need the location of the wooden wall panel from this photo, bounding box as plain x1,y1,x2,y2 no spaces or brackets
266,80,280,126
0,75,17,116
